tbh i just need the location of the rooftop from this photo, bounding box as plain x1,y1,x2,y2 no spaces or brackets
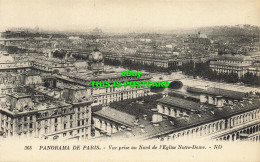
33,100,71,111
157,96,201,112
215,55,252,62
59,71,151,83
187,86,247,100
34,86,62,99
111,120,175,140
110,95,260,140
0,99,71,116
7,93,30,99
93,107,137,127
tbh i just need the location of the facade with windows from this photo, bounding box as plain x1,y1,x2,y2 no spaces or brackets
106,94,260,142
54,72,152,106
210,55,254,78
0,92,92,140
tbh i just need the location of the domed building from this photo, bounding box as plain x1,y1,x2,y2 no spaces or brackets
89,48,103,62
88,48,104,73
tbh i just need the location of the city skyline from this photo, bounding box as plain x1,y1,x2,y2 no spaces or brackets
0,1,260,162
0,0,260,33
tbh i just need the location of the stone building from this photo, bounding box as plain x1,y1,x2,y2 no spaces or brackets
52,72,151,106
105,93,260,142
0,92,92,140
92,107,139,137
210,55,254,78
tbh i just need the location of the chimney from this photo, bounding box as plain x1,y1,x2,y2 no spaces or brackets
127,128,132,132
183,114,189,120
200,94,207,103
163,92,168,98
121,125,126,130
151,109,162,126
143,114,147,120
13,110,19,114
216,96,223,108
48,51,51,59
248,98,253,104
102,104,107,110
162,115,168,120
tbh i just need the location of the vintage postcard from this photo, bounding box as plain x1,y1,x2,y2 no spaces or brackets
0,0,259,161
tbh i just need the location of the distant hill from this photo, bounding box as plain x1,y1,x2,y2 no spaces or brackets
198,25,260,37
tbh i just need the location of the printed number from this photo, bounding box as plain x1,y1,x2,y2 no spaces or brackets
24,146,32,150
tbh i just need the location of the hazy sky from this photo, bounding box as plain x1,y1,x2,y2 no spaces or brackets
0,0,259,32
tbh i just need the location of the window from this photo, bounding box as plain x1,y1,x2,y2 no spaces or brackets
29,123,33,128
55,118,57,123
77,121,80,126
54,126,57,131
64,124,66,129
70,115,73,120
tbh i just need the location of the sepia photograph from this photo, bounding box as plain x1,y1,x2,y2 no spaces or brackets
0,0,259,161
